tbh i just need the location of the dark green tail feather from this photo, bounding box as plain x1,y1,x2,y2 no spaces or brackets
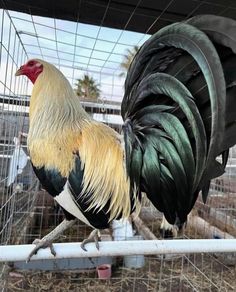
122,15,236,226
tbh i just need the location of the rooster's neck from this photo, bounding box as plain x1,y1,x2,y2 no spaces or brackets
29,67,91,135
27,68,91,175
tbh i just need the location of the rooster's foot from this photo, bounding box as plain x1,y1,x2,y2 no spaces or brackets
27,238,56,263
81,229,100,251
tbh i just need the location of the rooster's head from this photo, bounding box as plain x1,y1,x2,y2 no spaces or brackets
15,59,43,84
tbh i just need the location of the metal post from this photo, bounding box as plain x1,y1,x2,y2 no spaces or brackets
0,239,236,262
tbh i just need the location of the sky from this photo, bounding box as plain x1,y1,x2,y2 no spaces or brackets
0,9,150,102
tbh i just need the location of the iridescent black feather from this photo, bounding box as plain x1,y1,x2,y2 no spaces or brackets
122,15,236,225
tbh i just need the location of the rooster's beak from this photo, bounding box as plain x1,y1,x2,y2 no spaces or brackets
15,66,24,76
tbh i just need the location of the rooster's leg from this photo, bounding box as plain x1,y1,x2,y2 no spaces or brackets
27,219,77,262
81,229,100,251
159,215,178,238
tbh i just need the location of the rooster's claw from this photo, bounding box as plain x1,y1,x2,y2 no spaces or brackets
27,238,56,263
81,229,100,251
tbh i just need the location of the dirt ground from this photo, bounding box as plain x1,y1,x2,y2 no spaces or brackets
3,253,236,292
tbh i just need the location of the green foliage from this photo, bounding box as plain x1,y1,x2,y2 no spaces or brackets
119,45,139,77
75,74,101,101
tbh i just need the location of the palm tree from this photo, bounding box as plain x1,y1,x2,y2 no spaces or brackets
119,45,139,77
75,74,101,101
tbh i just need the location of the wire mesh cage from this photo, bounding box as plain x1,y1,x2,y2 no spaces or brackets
0,2,236,291
0,8,39,289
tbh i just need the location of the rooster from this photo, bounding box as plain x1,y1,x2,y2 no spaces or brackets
15,15,236,262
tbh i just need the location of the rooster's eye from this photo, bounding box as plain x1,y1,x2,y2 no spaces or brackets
28,61,34,66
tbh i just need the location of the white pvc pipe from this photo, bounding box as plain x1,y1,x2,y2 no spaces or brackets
0,239,236,262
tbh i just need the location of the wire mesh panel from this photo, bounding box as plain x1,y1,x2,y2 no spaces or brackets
0,8,39,289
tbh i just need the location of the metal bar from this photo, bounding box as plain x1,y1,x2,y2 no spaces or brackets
1,239,236,262
11,15,136,47
28,51,118,71
24,43,121,64
17,31,125,57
